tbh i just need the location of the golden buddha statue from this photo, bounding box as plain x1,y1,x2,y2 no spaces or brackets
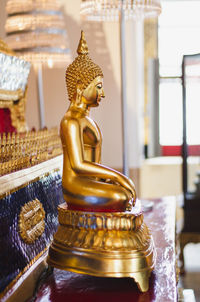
61,31,136,213
48,31,156,293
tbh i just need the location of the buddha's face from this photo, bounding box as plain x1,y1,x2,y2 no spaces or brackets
82,76,105,107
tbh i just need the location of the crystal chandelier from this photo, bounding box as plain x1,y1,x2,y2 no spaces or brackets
80,0,162,21
5,0,71,66
4,0,71,129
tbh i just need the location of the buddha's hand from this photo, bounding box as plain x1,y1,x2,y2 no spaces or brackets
117,174,136,204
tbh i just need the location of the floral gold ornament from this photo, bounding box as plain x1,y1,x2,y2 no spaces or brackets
48,31,156,292
19,199,45,244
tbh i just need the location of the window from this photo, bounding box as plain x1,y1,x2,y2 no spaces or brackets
158,0,200,155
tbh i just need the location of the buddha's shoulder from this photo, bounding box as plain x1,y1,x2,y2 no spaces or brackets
60,113,81,129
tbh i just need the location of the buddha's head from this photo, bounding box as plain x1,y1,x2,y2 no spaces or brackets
65,31,105,107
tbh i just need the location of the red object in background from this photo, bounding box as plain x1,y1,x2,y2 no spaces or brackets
162,145,200,156
32,197,177,302
0,108,16,133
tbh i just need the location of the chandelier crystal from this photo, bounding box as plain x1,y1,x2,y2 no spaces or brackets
80,0,161,21
5,0,71,66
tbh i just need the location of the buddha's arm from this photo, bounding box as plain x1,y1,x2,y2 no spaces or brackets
62,118,136,198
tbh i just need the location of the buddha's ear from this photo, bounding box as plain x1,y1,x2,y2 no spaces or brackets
76,80,84,95
75,80,84,105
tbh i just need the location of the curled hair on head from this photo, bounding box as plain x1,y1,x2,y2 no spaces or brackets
65,31,103,102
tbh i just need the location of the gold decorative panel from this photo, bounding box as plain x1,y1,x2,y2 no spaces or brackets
19,199,45,244
0,127,62,176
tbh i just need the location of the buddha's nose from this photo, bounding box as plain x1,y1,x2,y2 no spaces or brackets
101,89,105,98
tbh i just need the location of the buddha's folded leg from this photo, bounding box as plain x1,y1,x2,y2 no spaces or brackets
62,177,133,212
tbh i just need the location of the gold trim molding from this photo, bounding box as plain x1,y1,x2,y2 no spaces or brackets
0,248,48,301
58,204,143,231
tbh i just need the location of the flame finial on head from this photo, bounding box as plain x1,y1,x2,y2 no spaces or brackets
77,31,88,55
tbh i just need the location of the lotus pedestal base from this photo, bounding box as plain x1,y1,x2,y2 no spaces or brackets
47,201,156,292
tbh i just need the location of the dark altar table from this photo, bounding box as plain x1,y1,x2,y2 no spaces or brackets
32,197,177,302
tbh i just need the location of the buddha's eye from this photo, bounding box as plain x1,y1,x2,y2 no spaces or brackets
96,83,102,89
